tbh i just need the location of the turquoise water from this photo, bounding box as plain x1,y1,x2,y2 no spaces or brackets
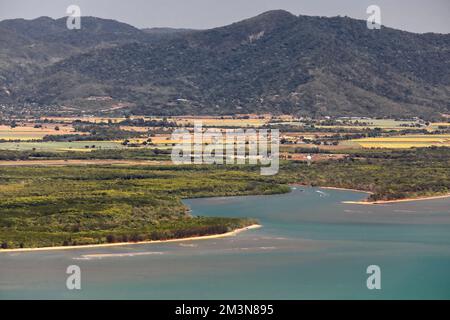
1,187,450,299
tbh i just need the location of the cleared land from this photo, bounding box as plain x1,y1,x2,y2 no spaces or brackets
0,159,171,166
175,118,268,127
0,141,128,152
350,134,450,148
0,124,81,140
38,116,270,127
315,119,449,131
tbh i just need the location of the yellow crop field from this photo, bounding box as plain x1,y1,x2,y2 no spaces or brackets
0,124,80,141
351,134,450,148
119,126,149,132
428,122,450,130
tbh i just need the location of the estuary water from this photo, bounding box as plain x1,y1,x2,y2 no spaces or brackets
1,187,450,299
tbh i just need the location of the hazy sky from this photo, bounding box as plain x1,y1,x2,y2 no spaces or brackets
0,0,449,33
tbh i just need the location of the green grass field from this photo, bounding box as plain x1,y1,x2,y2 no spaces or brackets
0,141,129,152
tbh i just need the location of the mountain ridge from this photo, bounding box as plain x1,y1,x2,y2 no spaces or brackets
1,10,449,119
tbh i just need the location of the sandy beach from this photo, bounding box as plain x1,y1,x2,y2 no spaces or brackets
290,184,373,194
320,186,374,194
0,224,261,253
300,184,450,205
343,194,450,205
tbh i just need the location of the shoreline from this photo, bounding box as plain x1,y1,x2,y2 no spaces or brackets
343,194,450,205
319,186,373,194
3,187,450,253
289,183,373,194
292,184,450,205
290,184,373,194
0,224,261,254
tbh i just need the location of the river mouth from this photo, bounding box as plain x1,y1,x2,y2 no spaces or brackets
1,187,450,299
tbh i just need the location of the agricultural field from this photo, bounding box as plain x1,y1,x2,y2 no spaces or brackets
120,126,151,132
38,116,271,127
316,119,423,130
314,118,450,132
0,141,128,152
349,134,450,149
174,117,269,127
139,132,280,147
2,117,448,154
0,124,81,140
428,122,450,130
282,142,361,152
39,116,127,124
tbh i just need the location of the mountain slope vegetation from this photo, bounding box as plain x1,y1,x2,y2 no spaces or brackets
1,10,449,118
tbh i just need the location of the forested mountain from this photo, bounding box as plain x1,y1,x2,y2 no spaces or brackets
0,16,156,94
1,10,449,118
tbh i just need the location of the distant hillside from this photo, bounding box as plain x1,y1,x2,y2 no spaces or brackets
1,10,449,119
142,27,196,35
0,16,155,94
